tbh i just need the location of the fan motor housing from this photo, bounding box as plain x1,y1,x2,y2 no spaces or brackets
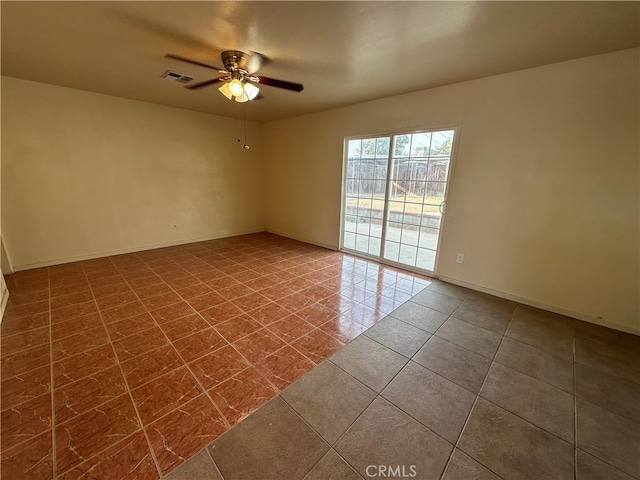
221,50,249,73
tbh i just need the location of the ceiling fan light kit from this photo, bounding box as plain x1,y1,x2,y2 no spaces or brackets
218,79,260,103
165,50,303,103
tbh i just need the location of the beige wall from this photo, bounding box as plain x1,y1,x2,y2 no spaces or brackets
264,48,640,334
1,77,264,269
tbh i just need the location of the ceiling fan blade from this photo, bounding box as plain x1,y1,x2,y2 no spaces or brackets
185,77,225,90
165,54,223,71
252,75,304,92
244,51,271,74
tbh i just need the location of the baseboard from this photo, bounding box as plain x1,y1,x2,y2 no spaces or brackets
0,278,9,326
11,228,267,271
438,275,640,336
264,228,338,252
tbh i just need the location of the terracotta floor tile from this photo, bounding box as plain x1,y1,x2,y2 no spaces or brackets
380,286,413,304
362,294,403,315
264,270,299,284
174,283,213,300
51,302,99,324
91,282,133,300
1,392,52,450
344,303,385,328
0,234,443,479
214,315,262,343
278,293,317,313
257,345,315,390
292,329,344,364
59,431,159,480
1,326,50,357
52,326,110,361
318,293,361,314
7,290,48,307
0,312,49,337
55,394,140,474
1,363,51,410
120,344,184,389
190,345,250,390
131,366,202,425
234,329,287,364
156,270,191,282
128,275,164,289
100,300,148,324
149,301,197,323
147,394,227,476
94,291,140,311
160,313,211,342
51,313,103,341
165,275,203,291
5,300,49,320
54,365,128,424
53,344,117,388
112,326,169,362
243,276,274,292
339,284,373,303
395,277,431,295
299,285,337,303
187,292,227,312
87,274,127,290
0,431,53,480
231,291,272,313
1,344,51,378
204,276,240,291
104,312,157,341
209,367,278,426
172,328,228,363
248,302,292,326
228,270,260,283
296,303,339,327
140,291,183,311
217,283,258,301
199,301,245,325
50,284,89,300
267,315,315,343
258,284,297,302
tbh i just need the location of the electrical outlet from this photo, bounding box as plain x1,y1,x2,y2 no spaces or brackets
171,223,178,230
456,253,464,264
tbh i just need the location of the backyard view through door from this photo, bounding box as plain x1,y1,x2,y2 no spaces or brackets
342,129,455,273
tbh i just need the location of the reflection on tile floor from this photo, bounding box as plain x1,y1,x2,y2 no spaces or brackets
0,233,432,479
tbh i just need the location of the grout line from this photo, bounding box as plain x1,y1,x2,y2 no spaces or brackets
438,310,513,480
111,264,234,434
81,259,164,480
47,272,58,479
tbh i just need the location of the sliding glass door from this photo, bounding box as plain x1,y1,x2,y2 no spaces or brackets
341,128,456,274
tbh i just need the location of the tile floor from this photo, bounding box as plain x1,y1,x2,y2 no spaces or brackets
0,233,432,479
171,273,640,479
1,234,639,480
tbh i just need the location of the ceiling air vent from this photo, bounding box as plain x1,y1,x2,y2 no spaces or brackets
161,71,194,84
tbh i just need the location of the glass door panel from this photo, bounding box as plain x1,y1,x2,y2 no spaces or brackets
382,129,455,272
342,128,455,275
342,137,390,258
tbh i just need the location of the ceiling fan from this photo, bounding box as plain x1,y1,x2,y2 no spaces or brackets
165,50,303,103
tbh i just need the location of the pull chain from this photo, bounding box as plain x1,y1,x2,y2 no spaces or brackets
236,101,249,150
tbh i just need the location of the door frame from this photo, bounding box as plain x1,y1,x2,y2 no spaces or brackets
339,122,462,276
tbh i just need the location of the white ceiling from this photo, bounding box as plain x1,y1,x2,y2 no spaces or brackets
2,1,639,123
